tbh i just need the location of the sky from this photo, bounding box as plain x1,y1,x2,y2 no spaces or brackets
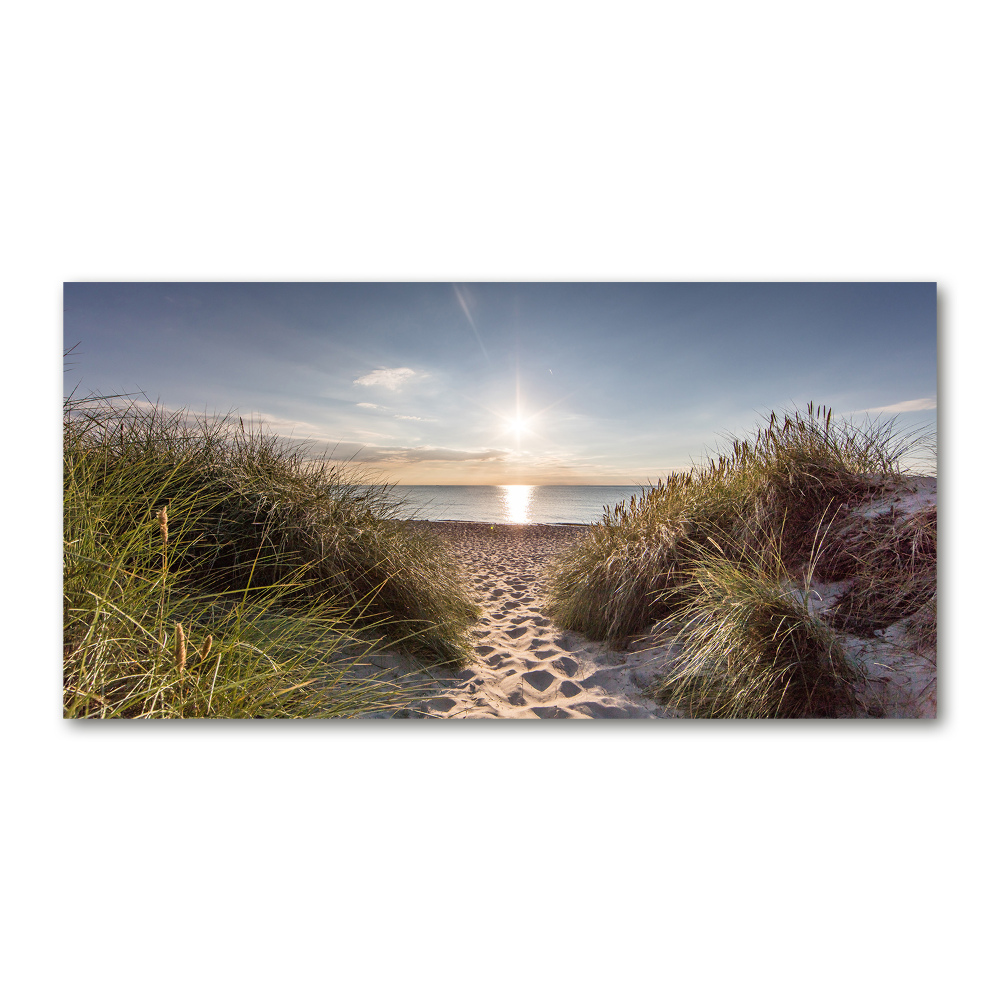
63,282,937,485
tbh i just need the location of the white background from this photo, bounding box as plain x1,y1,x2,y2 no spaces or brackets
3,2,994,997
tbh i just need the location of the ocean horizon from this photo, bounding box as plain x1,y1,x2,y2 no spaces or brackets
381,484,649,525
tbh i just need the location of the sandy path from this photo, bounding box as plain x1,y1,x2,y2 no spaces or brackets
403,522,679,719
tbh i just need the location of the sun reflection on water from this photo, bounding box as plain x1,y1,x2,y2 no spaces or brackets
500,485,534,523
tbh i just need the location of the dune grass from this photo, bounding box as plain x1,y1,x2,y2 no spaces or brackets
817,506,937,641
651,544,861,718
544,403,934,718
545,404,911,647
64,397,479,718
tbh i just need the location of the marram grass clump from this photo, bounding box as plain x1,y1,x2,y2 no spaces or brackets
544,403,917,648
64,398,479,718
652,548,861,719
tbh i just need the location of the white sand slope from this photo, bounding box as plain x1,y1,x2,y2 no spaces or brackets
400,522,678,719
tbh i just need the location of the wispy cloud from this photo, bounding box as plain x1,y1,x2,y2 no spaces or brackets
863,397,937,413
356,402,384,410
336,444,510,464
63,397,323,438
248,411,322,435
394,414,435,421
353,367,419,390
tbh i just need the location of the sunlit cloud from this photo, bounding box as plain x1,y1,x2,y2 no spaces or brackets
356,402,383,410
394,414,435,421
862,397,937,413
249,411,322,435
353,367,419,390
336,444,510,464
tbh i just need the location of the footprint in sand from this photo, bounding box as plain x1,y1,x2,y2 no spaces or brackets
417,697,457,714
551,656,580,676
522,669,556,691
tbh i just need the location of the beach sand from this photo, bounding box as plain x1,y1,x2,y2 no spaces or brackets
392,521,679,719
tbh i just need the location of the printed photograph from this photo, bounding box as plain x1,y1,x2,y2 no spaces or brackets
63,282,937,719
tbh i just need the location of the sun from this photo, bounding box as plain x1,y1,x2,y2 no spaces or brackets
499,414,535,453
476,400,550,452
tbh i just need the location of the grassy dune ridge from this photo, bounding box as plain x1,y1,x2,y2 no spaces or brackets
543,404,936,718
63,398,479,718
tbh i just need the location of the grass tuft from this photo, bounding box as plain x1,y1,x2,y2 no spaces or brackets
545,403,914,647
652,546,861,719
64,397,479,718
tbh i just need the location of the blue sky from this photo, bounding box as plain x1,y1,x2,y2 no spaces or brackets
64,282,937,485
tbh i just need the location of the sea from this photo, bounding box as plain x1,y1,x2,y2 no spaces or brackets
381,484,649,525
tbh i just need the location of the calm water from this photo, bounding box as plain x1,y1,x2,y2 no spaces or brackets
383,484,648,525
